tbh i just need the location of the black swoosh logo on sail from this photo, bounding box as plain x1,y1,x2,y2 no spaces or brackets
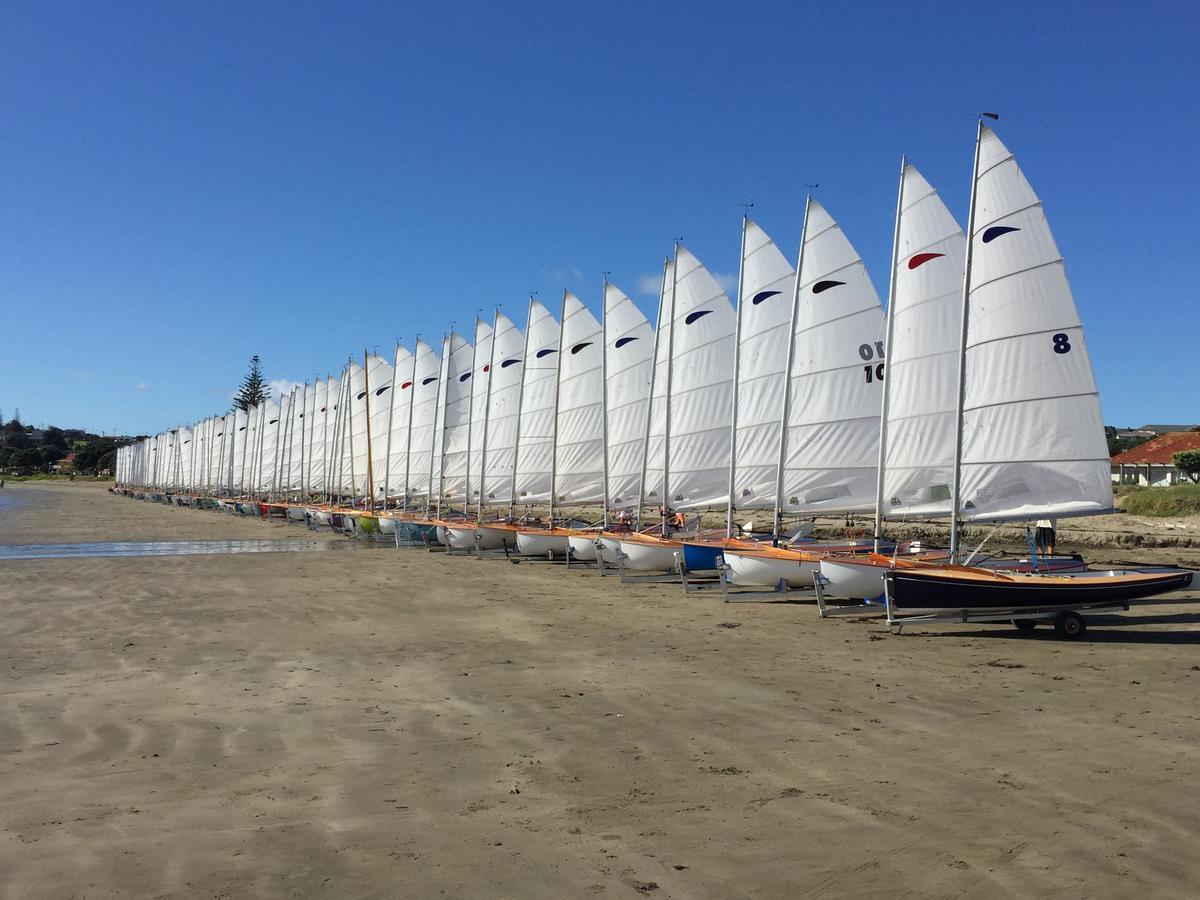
375,386,390,396
500,358,521,368
356,391,367,400
615,336,639,348
535,348,558,358
571,341,593,354
812,280,844,294
684,310,712,325
421,377,438,385
459,372,472,382
751,290,781,305
982,225,1020,243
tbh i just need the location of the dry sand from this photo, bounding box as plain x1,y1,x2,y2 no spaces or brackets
3,482,1200,899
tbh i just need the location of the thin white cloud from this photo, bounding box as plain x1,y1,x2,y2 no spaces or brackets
545,266,584,282
637,273,664,296
133,382,149,392
267,378,304,401
712,272,738,295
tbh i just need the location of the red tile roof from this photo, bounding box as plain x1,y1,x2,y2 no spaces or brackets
1111,431,1200,465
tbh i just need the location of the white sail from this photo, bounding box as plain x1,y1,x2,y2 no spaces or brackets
307,382,327,494
230,408,250,493
286,387,307,494
730,219,795,510
957,126,1110,521
406,339,442,504
480,312,524,508
603,281,654,511
554,293,605,505
467,319,494,507
644,246,737,511
780,200,886,514
256,401,281,493
512,300,560,505
383,344,416,502
437,332,474,506
878,163,966,518
366,354,394,502
321,375,340,495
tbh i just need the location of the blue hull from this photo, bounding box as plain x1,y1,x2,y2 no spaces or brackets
681,542,724,573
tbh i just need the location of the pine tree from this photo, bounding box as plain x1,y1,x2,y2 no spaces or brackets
233,356,269,411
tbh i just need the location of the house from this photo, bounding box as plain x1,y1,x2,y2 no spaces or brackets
1111,432,1200,486
51,452,77,474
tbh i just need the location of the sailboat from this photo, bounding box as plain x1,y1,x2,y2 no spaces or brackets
515,291,605,557
585,280,655,564
721,196,888,588
442,319,495,549
615,245,739,571
879,122,1197,618
679,215,795,575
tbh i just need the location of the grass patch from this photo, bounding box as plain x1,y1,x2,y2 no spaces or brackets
1115,483,1200,517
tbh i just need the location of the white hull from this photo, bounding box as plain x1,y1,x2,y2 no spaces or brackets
617,538,680,573
819,558,888,600
567,534,598,561
476,525,517,550
377,516,397,534
723,550,817,588
286,507,307,522
445,525,484,550
515,531,570,556
435,525,448,545
597,535,623,564
310,509,332,526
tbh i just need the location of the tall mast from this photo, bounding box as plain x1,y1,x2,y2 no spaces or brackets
599,276,611,529
724,214,750,538
363,350,376,509
402,345,419,513
949,119,987,563
548,291,568,528
771,194,813,546
509,299,534,520
661,242,680,539
635,258,670,530
873,156,907,552
478,312,499,521
464,321,481,518
346,358,358,507
428,334,448,517
298,384,308,499
381,344,401,507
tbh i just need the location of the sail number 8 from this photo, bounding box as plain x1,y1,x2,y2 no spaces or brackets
1052,333,1071,354
860,341,885,383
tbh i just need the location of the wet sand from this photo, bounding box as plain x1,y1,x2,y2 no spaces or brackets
3,482,1200,898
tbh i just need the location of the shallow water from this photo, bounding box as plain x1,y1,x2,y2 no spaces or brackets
0,538,384,561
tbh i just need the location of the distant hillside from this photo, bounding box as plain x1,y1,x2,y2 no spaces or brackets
0,417,140,476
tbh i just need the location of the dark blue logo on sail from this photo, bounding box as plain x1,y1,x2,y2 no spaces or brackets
982,225,1020,243
571,341,593,354
459,372,472,382
375,386,390,396
751,290,782,305
812,280,844,294
615,336,639,348
500,358,521,368
535,348,558,358
421,376,438,385
684,310,712,325
356,391,367,400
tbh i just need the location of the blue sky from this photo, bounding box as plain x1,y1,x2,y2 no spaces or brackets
1,1,1196,435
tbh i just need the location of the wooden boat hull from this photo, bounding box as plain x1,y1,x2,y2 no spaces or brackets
886,567,1196,614
820,553,1090,601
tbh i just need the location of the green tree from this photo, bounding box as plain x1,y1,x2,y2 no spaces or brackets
1174,450,1200,483
233,355,269,411
43,426,68,450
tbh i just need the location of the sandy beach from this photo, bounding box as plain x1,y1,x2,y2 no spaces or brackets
3,482,1200,899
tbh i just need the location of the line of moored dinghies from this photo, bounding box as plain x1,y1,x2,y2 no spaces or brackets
114,123,1196,637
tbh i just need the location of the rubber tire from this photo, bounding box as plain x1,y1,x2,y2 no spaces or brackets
1013,619,1039,633
1053,611,1087,640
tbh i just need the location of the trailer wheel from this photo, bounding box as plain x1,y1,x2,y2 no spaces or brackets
1013,619,1038,633
1053,611,1086,640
